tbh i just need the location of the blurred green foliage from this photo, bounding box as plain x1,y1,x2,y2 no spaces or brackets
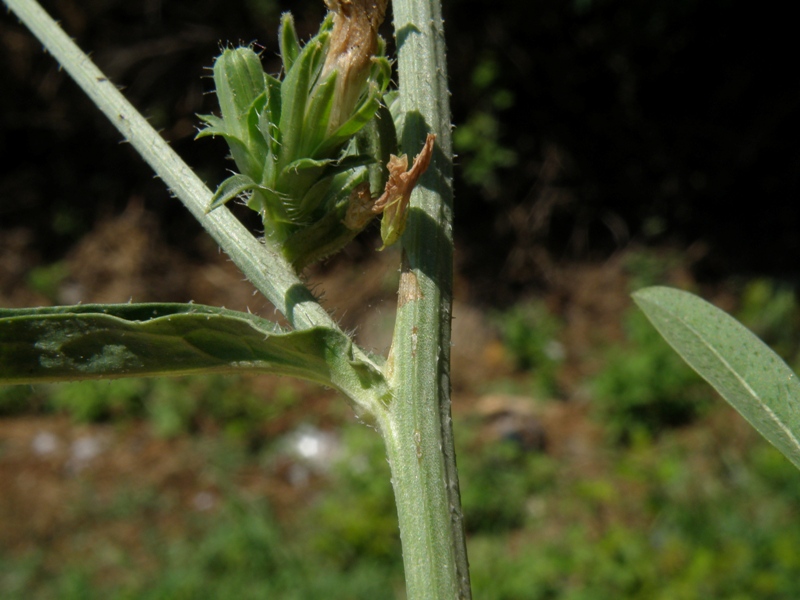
590,248,719,442
458,430,556,534
736,278,800,368
0,384,39,416
48,379,149,423
0,498,400,599
467,434,800,600
25,262,70,303
0,375,297,445
592,308,710,443
453,56,517,196
4,398,800,598
310,425,401,567
492,299,565,396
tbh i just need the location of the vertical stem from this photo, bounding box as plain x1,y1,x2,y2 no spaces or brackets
384,0,471,597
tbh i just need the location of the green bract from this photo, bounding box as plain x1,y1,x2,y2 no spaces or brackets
197,14,393,270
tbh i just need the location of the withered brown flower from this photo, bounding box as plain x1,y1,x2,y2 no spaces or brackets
372,133,436,248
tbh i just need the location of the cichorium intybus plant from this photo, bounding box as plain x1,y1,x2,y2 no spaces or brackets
1,0,469,598
6,0,800,596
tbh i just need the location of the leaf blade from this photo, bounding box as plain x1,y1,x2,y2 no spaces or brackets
206,173,262,212
633,286,800,470
0,304,384,403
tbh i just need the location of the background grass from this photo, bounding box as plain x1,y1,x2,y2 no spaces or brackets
4,250,800,598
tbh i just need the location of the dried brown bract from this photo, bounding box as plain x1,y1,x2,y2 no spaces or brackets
372,133,436,248
343,181,376,231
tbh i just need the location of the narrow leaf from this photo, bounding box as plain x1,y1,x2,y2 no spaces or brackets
633,286,800,470
0,303,385,398
279,12,301,73
195,114,228,139
245,90,269,167
314,88,381,158
301,70,338,156
278,157,332,209
356,103,397,193
279,38,324,168
260,73,283,158
370,56,392,92
207,173,262,212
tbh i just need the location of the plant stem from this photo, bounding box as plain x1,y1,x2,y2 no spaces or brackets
3,0,336,335
383,0,472,597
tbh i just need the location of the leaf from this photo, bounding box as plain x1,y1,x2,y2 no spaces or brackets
279,37,325,168
206,173,263,212
0,303,384,397
282,174,372,270
195,114,228,139
259,74,283,158
301,70,338,156
356,103,398,193
277,157,332,208
370,56,393,92
279,12,301,72
245,90,270,166
314,88,381,158
633,286,800,470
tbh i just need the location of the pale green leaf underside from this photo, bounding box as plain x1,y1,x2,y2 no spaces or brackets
633,286,800,470
0,303,374,393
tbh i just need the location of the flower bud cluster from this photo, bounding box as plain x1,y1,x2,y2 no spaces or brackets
198,7,391,269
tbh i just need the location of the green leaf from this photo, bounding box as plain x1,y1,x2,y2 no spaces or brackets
245,90,270,167
282,170,372,270
301,70,338,156
323,153,374,179
370,56,393,92
278,157,332,208
279,12,301,73
356,103,398,193
291,176,334,222
279,37,325,169
259,73,283,157
207,173,263,212
633,286,800,470
195,113,228,139
314,87,382,158
0,304,386,403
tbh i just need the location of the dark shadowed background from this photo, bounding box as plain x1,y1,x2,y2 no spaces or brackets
2,0,798,304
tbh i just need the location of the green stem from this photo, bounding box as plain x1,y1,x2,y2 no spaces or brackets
383,0,472,597
3,0,337,336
